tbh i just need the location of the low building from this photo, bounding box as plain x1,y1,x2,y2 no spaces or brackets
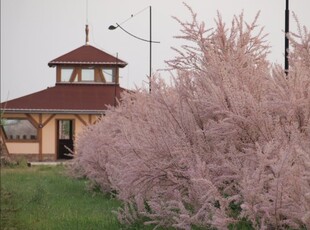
0,26,127,162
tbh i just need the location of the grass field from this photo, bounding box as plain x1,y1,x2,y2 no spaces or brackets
0,164,252,230
0,164,148,230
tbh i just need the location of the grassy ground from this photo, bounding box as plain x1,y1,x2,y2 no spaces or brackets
0,164,251,230
0,164,128,230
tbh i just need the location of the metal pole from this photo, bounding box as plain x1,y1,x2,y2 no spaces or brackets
285,0,289,75
149,6,152,93
108,6,159,93
115,53,118,107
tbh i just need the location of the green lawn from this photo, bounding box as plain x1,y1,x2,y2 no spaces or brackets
1,164,241,230
0,164,124,230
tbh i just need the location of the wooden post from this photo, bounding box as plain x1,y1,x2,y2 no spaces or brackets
38,114,43,161
88,114,92,124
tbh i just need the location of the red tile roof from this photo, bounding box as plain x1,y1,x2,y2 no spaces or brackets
0,84,125,114
48,45,127,67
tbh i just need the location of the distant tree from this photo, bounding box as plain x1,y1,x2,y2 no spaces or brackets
70,4,310,230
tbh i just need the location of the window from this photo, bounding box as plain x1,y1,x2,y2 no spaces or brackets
61,68,74,82
1,119,37,140
81,69,94,81
102,68,114,83
59,67,116,83
58,120,72,140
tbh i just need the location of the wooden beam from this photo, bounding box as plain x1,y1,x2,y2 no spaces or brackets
26,114,39,128
38,114,43,161
55,120,58,161
115,67,119,84
69,68,78,82
97,68,106,82
42,114,56,127
56,66,61,82
0,128,10,155
77,67,82,81
75,114,88,126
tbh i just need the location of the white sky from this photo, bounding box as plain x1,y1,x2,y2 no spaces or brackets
1,0,310,101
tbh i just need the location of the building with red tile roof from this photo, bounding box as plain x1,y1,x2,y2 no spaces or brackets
0,25,128,162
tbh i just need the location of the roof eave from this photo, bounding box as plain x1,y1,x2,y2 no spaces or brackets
48,61,127,68
1,108,106,115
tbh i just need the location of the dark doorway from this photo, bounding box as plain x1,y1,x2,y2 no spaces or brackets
57,120,74,160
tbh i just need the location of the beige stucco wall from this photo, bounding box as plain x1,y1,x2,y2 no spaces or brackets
42,117,55,155
6,142,39,154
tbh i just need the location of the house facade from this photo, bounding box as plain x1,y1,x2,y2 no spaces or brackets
0,26,127,161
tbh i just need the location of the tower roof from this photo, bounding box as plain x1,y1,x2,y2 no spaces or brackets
48,45,127,67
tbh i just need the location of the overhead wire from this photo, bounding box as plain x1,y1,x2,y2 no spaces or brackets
118,6,150,26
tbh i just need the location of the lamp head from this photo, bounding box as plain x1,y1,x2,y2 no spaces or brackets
108,25,118,30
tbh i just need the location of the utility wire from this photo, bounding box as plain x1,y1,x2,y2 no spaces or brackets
119,6,150,26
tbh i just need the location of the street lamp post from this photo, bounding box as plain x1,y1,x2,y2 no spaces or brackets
109,6,160,93
285,0,289,75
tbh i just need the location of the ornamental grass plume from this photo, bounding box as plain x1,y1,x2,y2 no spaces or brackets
70,4,310,229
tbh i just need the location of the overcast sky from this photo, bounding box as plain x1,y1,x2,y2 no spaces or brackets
1,0,310,101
